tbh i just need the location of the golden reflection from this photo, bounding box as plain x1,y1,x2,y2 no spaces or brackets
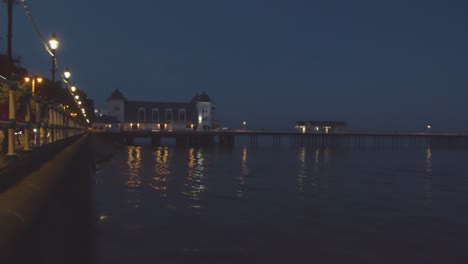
154,147,171,175
424,146,433,206
126,146,142,189
151,147,171,197
182,148,206,208
237,146,249,197
126,146,142,209
297,147,306,193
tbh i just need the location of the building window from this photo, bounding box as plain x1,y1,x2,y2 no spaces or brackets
138,108,145,122
152,108,159,122
114,106,120,111
179,110,186,123
165,111,172,122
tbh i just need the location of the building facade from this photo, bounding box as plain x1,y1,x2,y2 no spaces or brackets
91,115,121,132
103,89,215,132
294,121,347,133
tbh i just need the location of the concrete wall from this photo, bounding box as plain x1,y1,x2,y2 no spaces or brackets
0,135,95,263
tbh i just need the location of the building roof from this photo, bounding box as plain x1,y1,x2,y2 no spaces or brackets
106,89,126,102
191,92,212,102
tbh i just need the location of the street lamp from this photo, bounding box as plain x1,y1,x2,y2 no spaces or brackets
24,76,43,148
70,85,76,92
24,76,42,95
242,121,247,130
64,66,71,79
49,33,59,83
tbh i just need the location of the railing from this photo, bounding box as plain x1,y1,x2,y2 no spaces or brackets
0,74,87,159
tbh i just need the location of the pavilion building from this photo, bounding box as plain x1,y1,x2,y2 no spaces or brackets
103,89,215,132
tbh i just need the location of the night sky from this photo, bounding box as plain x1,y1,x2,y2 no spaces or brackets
2,0,468,132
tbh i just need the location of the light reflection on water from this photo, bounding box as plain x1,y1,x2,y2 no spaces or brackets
125,146,142,188
125,146,142,209
183,147,206,209
238,146,249,197
424,146,433,206
297,147,306,193
150,147,170,197
93,143,468,263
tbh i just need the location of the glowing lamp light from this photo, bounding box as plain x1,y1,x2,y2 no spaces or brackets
49,33,59,51
24,77,30,82
78,101,82,105
64,67,71,79
71,86,76,92
427,125,431,129
75,95,79,100
37,77,42,83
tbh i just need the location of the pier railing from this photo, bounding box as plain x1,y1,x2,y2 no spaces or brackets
0,75,87,159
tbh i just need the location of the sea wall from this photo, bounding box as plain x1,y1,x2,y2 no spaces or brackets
0,134,95,263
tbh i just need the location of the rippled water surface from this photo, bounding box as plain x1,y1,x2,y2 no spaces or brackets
92,140,468,263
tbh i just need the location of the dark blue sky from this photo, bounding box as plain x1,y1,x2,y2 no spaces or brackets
2,0,468,131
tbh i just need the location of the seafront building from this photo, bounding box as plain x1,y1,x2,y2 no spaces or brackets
294,121,347,133
93,89,215,132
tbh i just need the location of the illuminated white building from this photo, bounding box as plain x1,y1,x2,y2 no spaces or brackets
104,89,215,131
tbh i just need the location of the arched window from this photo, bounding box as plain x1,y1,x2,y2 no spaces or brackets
152,108,159,122
138,108,145,122
165,109,173,122
179,109,186,123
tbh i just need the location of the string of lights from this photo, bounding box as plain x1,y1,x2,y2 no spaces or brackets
20,0,54,57
19,0,90,123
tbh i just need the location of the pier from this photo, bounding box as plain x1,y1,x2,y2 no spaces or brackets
100,130,468,148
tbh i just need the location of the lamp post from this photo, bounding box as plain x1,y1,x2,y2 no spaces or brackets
63,67,71,139
49,33,59,83
242,121,247,130
24,76,43,148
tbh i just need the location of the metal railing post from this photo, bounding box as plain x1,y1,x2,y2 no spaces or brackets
58,111,62,140
48,107,54,143
6,84,16,158
42,103,48,146
24,94,31,151
35,100,41,147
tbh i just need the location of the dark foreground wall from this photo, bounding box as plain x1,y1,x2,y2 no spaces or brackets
0,135,95,263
